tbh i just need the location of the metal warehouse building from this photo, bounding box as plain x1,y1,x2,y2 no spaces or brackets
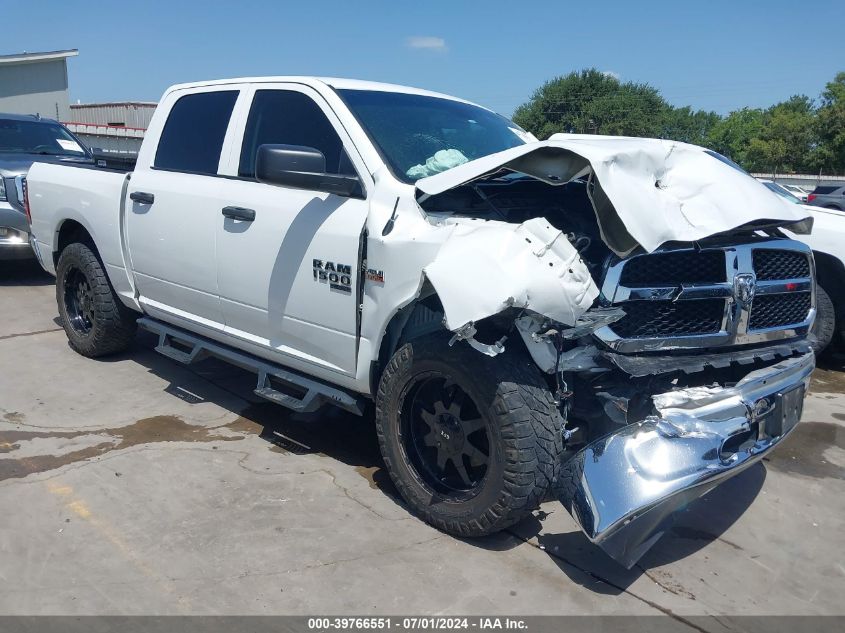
0,49,78,120
65,102,156,153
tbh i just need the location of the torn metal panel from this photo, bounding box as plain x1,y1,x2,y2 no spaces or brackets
416,137,811,256
515,309,623,373
558,352,814,568
604,339,813,377
423,217,600,331
514,317,559,372
595,390,632,426
448,322,506,357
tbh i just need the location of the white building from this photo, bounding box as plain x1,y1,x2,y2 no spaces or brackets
0,49,78,120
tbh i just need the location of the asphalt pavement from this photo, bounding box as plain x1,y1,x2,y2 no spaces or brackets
1,260,843,618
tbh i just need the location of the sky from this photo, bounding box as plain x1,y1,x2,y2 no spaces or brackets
4,0,843,118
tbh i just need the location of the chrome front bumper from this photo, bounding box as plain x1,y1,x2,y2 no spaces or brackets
558,351,815,568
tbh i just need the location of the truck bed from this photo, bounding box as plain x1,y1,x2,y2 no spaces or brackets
27,161,137,305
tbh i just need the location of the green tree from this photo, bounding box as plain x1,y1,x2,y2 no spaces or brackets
812,72,845,174
744,96,817,174
514,68,845,176
705,108,764,166
661,106,721,146
512,69,670,139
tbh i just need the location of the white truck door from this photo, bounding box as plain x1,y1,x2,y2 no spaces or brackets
125,88,240,330
215,85,370,377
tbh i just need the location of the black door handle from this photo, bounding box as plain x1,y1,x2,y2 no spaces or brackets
222,206,256,221
129,191,155,204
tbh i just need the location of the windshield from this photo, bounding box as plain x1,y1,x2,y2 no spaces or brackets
762,181,801,204
337,89,530,184
703,150,804,205
0,119,88,156
704,149,749,174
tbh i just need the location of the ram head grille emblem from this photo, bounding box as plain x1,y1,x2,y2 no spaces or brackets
733,273,757,309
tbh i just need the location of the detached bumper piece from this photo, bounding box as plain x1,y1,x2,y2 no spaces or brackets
558,352,814,568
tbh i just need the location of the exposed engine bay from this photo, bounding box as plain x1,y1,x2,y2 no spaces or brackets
421,176,612,272
417,173,816,448
399,137,818,567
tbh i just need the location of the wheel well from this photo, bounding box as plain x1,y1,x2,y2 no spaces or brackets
814,250,845,314
371,289,446,394
369,285,536,395
54,220,94,266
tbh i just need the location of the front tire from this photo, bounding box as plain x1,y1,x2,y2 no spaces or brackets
56,242,137,357
375,333,562,537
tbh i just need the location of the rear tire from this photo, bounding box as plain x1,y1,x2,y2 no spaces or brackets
55,242,137,357
811,284,836,355
375,333,563,537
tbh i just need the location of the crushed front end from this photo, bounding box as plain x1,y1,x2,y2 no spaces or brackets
559,353,812,568
551,236,816,567
414,139,816,567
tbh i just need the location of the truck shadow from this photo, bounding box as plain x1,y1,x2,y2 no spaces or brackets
815,351,845,375
125,330,403,501
120,329,766,596
500,462,766,596
0,259,52,286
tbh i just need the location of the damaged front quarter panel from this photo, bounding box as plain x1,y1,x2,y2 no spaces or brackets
422,217,600,333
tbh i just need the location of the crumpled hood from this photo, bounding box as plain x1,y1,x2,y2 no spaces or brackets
416,135,811,256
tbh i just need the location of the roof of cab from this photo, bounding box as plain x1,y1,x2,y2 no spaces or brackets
163,76,475,105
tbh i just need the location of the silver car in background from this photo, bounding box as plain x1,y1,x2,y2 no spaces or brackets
0,113,94,260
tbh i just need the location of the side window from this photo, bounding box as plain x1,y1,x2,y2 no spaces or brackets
239,90,353,179
154,90,238,175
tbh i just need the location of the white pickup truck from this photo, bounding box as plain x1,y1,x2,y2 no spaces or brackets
26,77,817,568
758,179,845,352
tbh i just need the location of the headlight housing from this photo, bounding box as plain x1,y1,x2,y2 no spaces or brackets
0,178,6,201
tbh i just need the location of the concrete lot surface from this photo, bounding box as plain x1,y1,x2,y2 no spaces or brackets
0,260,843,618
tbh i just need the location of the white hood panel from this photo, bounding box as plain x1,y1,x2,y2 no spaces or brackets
416,136,811,256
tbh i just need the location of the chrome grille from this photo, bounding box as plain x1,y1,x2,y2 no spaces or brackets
753,249,811,280
597,240,815,353
749,292,812,330
609,299,724,338
619,250,726,287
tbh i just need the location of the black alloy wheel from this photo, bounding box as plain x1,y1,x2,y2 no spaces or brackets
63,267,96,335
375,332,563,537
55,241,137,357
400,374,491,497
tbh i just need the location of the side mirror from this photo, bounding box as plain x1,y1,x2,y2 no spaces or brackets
255,144,363,198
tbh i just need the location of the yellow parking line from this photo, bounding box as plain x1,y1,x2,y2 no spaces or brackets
45,480,191,610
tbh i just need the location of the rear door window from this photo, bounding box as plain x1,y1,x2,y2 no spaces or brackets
154,90,238,175
812,186,838,195
238,89,353,179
